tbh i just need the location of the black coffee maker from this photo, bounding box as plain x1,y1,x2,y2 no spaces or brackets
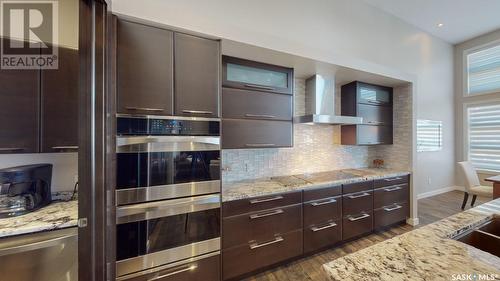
0,164,52,218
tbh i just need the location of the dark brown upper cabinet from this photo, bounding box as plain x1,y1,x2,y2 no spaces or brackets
174,33,220,118
222,56,293,95
116,19,174,116
341,81,393,145
41,46,79,153
0,38,40,154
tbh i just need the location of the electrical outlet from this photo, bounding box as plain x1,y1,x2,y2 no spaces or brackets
427,177,432,185
74,174,78,184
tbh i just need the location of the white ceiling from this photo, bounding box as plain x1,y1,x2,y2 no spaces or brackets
362,0,500,44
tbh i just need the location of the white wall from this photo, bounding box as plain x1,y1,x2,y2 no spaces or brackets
113,0,455,196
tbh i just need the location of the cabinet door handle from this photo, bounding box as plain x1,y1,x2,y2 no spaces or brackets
147,265,197,281
0,148,25,152
52,146,79,150
311,222,337,232
243,83,275,91
310,198,337,206
244,113,277,119
249,209,284,219
347,192,370,199
383,204,403,212
384,186,403,192
125,107,164,112
366,121,385,125
249,236,284,250
366,100,384,105
348,213,370,221
182,110,213,115
384,177,403,182
249,195,283,204
245,143,276,147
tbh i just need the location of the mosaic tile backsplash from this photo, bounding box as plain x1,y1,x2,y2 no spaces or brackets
221,79,412,183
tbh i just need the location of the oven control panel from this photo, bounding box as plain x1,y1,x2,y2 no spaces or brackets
117,117,220,136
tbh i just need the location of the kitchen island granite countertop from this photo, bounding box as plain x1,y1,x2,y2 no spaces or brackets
323,198,500,281
222,168,410,202
0,194,78,239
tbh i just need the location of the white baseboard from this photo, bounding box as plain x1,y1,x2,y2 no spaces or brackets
406,217,419,226
417,186,462,200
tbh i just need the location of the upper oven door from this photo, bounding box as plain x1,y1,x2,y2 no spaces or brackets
116,136,221,205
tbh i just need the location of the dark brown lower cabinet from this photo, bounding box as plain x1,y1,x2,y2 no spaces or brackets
343,211,374,240
223,230,302,280
374,202,408,229
120,254,220,281
304,219,342,253
222,204,302,249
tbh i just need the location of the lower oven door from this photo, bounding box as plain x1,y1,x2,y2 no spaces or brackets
116,194,221,277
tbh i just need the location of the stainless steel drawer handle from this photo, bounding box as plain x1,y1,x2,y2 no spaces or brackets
384,177,403,182
347,192,370,199
182,110,213,115
249,236,284,250
311,198,337,206
366,100,384,105
384,186,403,192
311,222,337,232
366,121,385,125
249,195,283,204
245,143,276,147
244,113,277,119
125,107,164,112
147,265,197,281
249,209,284,219
243,83,275,91
0,147,25,152
383,205,403,212
52,146,78,150
348,213,370,222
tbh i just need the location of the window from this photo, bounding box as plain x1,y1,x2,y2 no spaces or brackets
466,102,500,172
417,120,442,152
466,42,500,95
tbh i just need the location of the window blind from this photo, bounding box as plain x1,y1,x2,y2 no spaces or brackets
467,43,500,95
417,120,442,152
467,103,500,172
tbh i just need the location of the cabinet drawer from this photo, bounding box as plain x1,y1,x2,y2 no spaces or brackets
342,190,373,215
374,202,408,229
303,196,341,226
222,88,292,121
342,180,373,195
374,175,409,188
222,230,302,280
222,119,293,149
342,211,373,240
303,185,341,202
304,219,341,254
223,204,302,249
222,191,301,218
118,254,220,281
374,184,408,209
356,125,393,145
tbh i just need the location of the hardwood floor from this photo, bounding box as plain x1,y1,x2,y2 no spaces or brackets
242,190,491,281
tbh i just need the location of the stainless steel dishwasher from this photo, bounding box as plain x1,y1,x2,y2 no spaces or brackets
0,227,78,281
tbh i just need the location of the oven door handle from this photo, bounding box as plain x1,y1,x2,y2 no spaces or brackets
116,136,220,153
147,265,198,281
116,194,221,224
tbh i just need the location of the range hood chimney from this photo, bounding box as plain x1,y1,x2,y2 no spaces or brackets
294,75,362,125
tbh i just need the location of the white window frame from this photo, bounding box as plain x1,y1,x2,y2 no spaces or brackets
463,98,500,174
463,39,500,97
416,119,442,152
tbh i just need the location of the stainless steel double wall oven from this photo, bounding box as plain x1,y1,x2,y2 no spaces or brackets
115,115,221,279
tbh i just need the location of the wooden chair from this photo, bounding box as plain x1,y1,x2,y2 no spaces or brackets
458,161,493,210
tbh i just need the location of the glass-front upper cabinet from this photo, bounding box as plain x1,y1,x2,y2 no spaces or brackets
357,82,392,106
222,56,293,95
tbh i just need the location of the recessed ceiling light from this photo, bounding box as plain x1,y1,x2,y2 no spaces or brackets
437,23,444,27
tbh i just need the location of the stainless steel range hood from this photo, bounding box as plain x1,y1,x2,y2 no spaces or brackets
294,75,363,125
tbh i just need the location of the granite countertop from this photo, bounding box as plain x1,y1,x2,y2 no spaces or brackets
323,199,500,281
0,192,78,239
222,168,410,202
